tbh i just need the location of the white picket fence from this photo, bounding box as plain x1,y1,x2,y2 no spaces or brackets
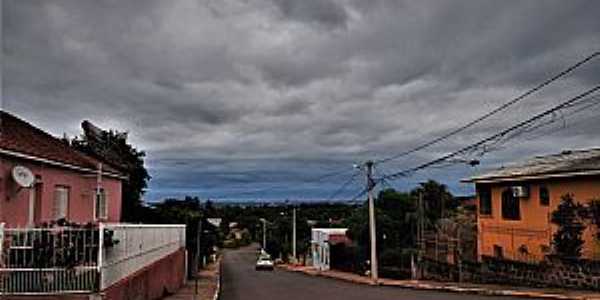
0,223,186,295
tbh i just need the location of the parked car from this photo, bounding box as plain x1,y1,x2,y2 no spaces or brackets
255,254,274,271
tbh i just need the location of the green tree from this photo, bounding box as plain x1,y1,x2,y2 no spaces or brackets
344,188,417,272
71,128,150,222
410,180,455,226
551,194,585,259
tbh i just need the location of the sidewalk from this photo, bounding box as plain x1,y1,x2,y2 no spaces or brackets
279,265,600,300
163,259,221,300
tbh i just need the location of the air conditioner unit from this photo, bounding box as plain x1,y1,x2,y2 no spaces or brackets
511,186,529,198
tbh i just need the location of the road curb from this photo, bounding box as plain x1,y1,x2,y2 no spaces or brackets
278,265,594,300
213,257,222,300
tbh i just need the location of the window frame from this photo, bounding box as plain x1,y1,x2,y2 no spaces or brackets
539,185,550,206
501,188,521,220
95,187,108,220
493,245,504,258
478,186,492,216
53,185,70,220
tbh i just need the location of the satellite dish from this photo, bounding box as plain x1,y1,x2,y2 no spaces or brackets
12,166,35,188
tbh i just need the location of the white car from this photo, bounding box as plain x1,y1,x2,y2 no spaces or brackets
255,255,274,271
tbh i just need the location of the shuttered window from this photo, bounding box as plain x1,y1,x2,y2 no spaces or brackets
95,188,108,220
53,186,70,220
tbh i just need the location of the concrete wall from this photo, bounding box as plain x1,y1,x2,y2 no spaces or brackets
0,156,122,227
311,228,349,271
102,248,186,300
477,175,600,261
5,248,186,300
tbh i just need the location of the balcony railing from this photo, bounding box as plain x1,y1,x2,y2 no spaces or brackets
0,223,185,295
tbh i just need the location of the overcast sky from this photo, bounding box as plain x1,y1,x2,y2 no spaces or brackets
2,0,600,202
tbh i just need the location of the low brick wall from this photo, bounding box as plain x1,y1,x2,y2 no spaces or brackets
479,256,600,290
3,295,91,300
420,255,600,290
103,248,186,300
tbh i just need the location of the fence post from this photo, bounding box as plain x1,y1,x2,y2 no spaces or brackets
457,228,462,283
98,222,105,291
0,223,4,267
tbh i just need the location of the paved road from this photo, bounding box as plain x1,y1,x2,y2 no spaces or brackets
220,246,515,300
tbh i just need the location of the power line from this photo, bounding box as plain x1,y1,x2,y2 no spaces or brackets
326,170,363,201
484,95,600,153
375,51,600,165
349,186,370,202
382,84,600,181
208,168,356,199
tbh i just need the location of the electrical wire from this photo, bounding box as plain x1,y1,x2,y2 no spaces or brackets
208,168,356,200
383,84,600,181
375,51,600,165
325,170,363,201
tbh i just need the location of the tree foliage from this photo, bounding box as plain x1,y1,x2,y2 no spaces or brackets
551,194,585,259
410,180,455,224
71,129,150,222
344,180,458,272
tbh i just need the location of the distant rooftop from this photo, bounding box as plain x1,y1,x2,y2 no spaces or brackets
312,228,348,234
468,148,600,183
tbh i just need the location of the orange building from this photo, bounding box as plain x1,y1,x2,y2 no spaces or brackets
468,149,600,262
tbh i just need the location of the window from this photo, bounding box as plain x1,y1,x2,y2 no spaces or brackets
501,188,520,220
53,186,70,220
493,245,504,258
539,186,550,206
478,186,492,215
95,188,108,220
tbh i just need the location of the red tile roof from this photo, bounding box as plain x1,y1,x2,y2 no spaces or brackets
0,111,123,177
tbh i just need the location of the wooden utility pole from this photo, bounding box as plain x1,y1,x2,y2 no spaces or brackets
292,207,297,262
261,218,267,250
366,161,378,283
417,189,425,279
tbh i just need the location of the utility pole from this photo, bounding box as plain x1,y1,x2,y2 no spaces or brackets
195,219,202,295
417,189,424,279
292,207,297,263
366,161,378,283
261,218,267,250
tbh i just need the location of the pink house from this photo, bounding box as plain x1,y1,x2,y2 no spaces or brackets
0,111,124,228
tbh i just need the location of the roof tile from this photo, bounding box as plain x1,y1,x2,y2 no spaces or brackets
0,111,122,176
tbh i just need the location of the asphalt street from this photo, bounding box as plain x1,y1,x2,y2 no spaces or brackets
220,246,517,300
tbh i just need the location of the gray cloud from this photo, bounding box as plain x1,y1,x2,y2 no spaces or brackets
3,0,600,201
271,0,349,30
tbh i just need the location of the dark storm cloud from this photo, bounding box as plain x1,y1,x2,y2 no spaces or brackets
2,0,600,201
271,0,349,29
